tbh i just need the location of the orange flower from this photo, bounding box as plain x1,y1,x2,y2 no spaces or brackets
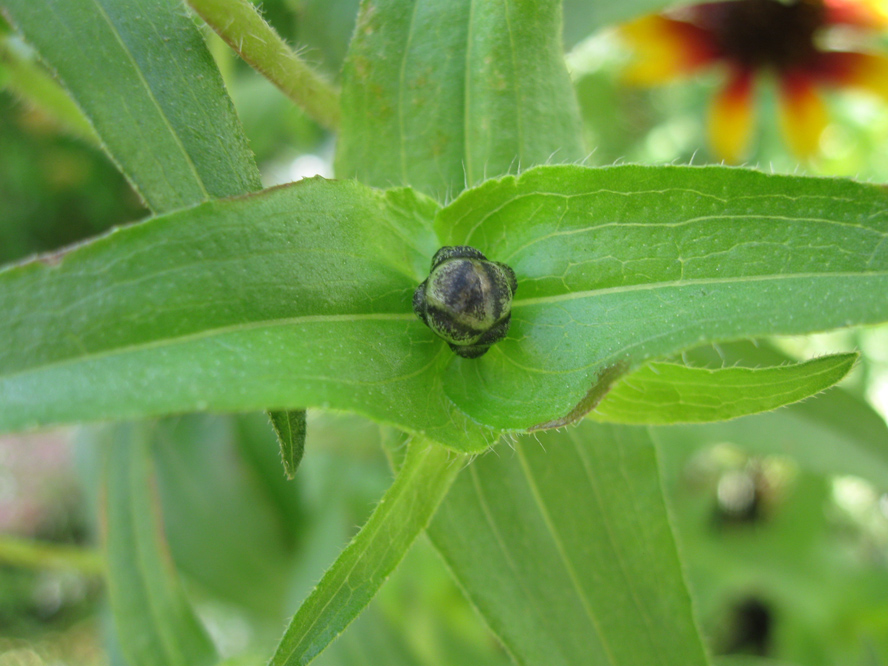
621,0,888,162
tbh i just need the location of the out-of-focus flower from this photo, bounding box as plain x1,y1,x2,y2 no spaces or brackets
621,0,888,162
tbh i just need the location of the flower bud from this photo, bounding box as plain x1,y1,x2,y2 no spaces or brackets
413,246,517,359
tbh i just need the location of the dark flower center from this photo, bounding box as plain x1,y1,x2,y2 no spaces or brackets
694,0,826,71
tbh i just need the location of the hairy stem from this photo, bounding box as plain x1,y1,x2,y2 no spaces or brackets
188,0,340,130
0,34,99,143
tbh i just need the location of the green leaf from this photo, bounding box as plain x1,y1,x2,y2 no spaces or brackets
335,0,584,199
591,353,857,425
2,0,262,212
435,165,888,430
100,422,219,666
659,340,888,489
0,33,98,144
269,409,307,479
269,438,463,666
0,178,494,453
428,421,710,666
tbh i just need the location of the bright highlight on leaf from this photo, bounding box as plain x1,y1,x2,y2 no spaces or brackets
591,353,857,425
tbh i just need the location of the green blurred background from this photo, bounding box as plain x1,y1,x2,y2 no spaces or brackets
2,1,888,664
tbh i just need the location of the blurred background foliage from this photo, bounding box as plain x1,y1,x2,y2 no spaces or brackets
2,0,888,664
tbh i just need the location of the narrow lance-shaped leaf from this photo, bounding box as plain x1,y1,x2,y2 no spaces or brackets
429,422,710,666
0,178,497,453
1,0,262,212
270,409,307,479
591,353,857,425
654,341,888,490
0,33,98,144
100,422,219,666
653,345,888,490
270,439,464,666
336,0,584,199
435,164,888,430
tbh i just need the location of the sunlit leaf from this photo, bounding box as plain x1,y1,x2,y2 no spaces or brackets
0,178,496,452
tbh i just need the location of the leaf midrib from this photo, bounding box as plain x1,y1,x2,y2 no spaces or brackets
511,270,888,307
0,312,414,382
6,270,883,382
87,0,210,205
515,443,617,665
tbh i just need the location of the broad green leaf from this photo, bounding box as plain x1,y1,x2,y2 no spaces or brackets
591,353,857,425
100,422,219,666
0,178,494,453
269,409,308,479
429,421,710,666
335,0,584,199
269,439,463,666
2,0,261,212
435,165,888,430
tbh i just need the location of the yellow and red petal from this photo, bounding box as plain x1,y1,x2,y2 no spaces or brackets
825,0,888,29
620,16,717,84
707,69,756,163
815,51,888,101
777,73,829,158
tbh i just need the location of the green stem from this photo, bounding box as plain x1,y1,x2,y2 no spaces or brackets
0,35,99,144
0,534,104,576
187,0,340,130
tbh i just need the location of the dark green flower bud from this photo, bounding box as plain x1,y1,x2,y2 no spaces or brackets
413,246,517,359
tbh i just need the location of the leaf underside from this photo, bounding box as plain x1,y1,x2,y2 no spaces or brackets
592,353,857,425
